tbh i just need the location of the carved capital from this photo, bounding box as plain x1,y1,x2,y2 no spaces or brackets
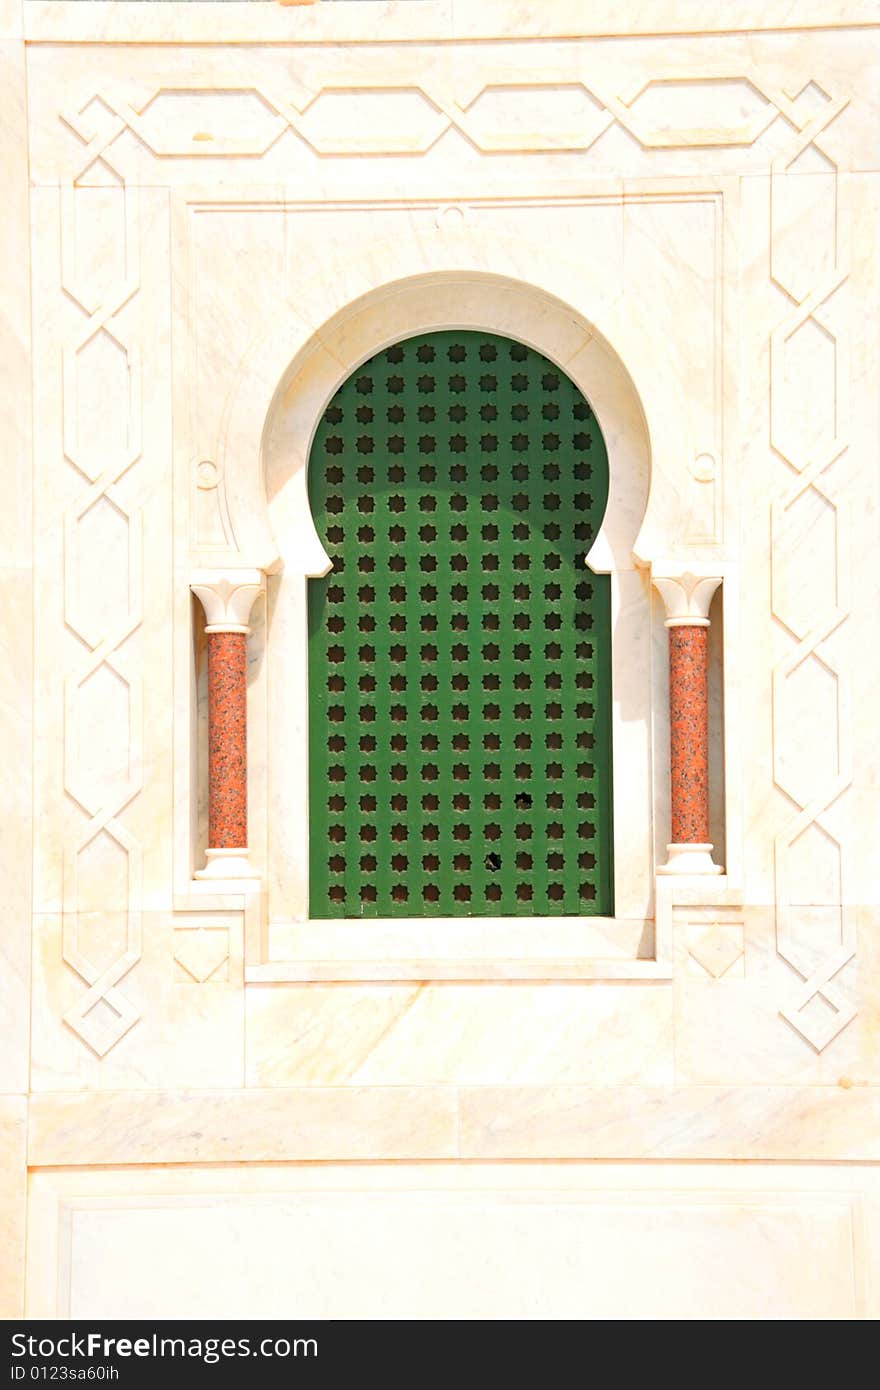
652,570,722,628
191,569,265,634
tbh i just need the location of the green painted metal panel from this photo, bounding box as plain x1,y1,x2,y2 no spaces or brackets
307,330,613,919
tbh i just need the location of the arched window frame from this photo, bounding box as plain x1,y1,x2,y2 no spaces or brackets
245,278,667,980
180,245,736,983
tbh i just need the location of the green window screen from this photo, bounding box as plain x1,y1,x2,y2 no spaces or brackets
307,331,613,919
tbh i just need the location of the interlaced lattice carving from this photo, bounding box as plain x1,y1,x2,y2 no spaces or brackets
769,88,855,1051
307,331,612,920
59,73,847,164
59,149,144,1055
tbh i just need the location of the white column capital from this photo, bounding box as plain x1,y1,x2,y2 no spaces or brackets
651,570,722,628
191,569,265,634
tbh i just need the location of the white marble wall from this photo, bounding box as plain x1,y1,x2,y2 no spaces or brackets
3,0,880,1319
26,1163,880,1320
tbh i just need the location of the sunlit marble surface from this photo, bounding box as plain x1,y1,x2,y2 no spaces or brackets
2,0,879,1320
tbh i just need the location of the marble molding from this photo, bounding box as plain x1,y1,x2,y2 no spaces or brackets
24,1162,880,1321
25,1083,880,1168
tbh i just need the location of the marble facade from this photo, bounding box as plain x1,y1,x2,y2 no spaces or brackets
2,0,880,1319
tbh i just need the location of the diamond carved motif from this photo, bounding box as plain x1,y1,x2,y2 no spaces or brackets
174,927,230,985
767,87,855,1051
687,923,745,980
58,152,144,1057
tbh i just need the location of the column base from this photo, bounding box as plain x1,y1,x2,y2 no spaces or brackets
195,847,260,880
657,843,723,875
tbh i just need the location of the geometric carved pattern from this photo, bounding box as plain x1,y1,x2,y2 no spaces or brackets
173,927,230,985
59,133,144,1056
768,83,856,1051
60,73,848,166
687,923,745,980
623,78,776,148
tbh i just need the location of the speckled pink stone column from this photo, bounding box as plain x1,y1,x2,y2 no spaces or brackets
207,631,248,850
191,570,263,879
668,625,710,845
654,573,722,875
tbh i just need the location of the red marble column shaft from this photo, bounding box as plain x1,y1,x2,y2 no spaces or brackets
668,624,710,844
207,630,248,849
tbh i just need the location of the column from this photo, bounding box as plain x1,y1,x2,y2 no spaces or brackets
652,572,723,875
191,570,264,879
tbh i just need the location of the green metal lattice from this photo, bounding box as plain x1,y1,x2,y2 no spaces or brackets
307,330,613,919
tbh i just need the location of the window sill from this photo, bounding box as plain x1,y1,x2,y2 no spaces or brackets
244,915,670,982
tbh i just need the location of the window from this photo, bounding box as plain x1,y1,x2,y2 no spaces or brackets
307,331,612,918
